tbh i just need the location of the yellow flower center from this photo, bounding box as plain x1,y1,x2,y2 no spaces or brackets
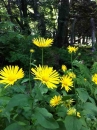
63,82,68,87
42,76,49,82
54,100,59,104
8,76,16,82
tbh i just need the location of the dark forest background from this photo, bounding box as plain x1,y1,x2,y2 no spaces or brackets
0,0,97,69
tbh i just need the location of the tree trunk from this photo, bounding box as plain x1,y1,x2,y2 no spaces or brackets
20,0,31,34
32,0,46,36
55,0,69,47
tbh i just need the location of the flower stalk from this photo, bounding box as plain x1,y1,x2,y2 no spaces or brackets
42,48,44,65
29,53,32,92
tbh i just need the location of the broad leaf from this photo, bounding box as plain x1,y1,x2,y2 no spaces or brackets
4,122,31,130
0,97,10,106
5,94,29,112
76,88,89,103
83,102,97,117
64,116,82,130
33,107,59,129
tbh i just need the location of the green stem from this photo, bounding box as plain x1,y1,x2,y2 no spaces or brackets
29,53,32,93
71,53,73,70
71,53,78,116
42,48,44,65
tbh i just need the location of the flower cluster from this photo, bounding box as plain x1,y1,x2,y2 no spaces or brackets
67,107,81,118
0,37,97,129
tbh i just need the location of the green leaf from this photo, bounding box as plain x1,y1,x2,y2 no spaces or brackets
64,116,82,130
32,83,48,101
79,118,88,128
73,60,90,78
88,97,96,105
0,96,10,106
12,85,26,93
76,88,89,103
56,121,66,130
91,62,97,73
21,78,29,83
56,106,67,118
80,126,89,130
4,122,31,130
33,107,59,129
5,94,29,112
18,121,26,126
83,102,97,117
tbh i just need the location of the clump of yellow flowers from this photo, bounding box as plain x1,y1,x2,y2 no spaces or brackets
67,107,81,118
0,37,82,123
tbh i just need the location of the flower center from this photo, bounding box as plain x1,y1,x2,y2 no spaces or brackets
42,76,49,82
63,81,68,87
8,76,16,82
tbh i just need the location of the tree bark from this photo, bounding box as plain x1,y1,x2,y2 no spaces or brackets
55,0,69,47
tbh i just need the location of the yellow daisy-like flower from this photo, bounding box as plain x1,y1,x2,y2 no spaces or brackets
32,37,53,47
67,46,78,53
67,107,81,118
62,65,67,72
31,65,60,89
0,66,24,88
92,74,97,84
64,99,74,108
68,72,76,79
50,95,62,107
61,75,73,92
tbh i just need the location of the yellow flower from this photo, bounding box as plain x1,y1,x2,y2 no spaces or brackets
62,65,67,72
0,66,24,88
67,107,81,117
32,37,53,47
50,95,62,107
68,72,76,79
64,99,74,108
92,74,97,84
61,75,73,92
31,65,60,89
30,49,35,53
67,46,78,53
